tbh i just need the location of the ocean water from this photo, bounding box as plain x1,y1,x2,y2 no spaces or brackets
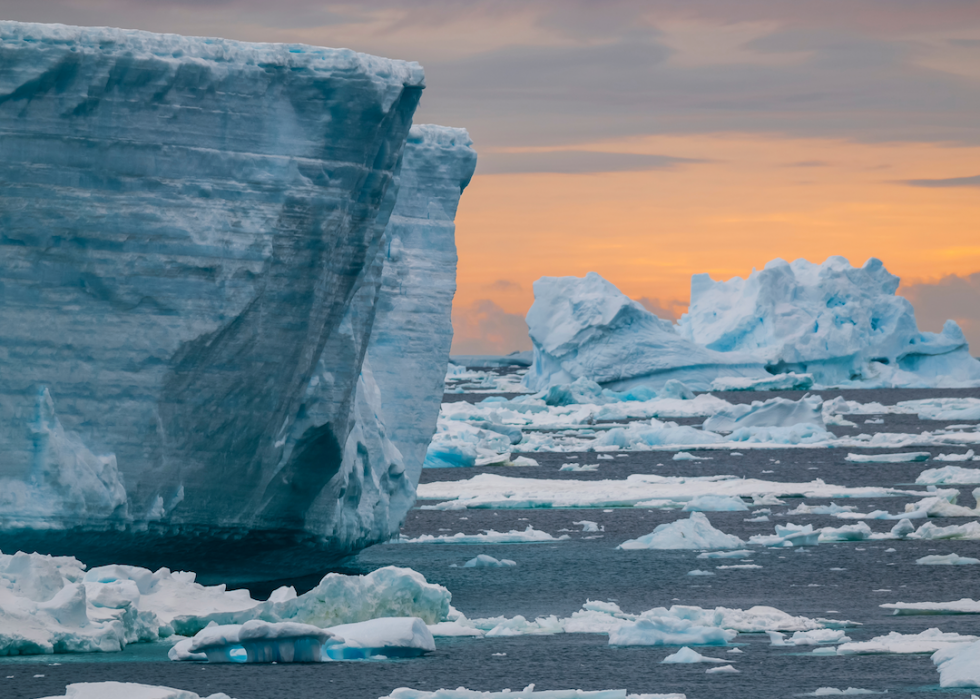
4,386,980,699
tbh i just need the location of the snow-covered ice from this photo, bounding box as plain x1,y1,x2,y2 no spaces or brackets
932,639,980,687
677,256,980,389
767,629,850,646
845,452,931,463
395,526,568,545
36,683,234,699
522,272,770,392
380,688,686,699
917,466,980,485
0,21,477,576
704,664,739,674
703,395,824,433
617,513,745,550
608,616,737,647
324,617,435,660
661,646,729,663
463,555,517,568
916,553,980,565
881,599,980,615
833,628,978,655
177,620,336,663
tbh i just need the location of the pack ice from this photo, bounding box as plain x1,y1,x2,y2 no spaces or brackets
0,21,476,579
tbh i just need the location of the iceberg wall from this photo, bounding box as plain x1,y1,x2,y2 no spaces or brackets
677,257,980,387
522,272,770,391
0,22,471,581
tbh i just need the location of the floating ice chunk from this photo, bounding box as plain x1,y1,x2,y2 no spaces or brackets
916,554,980,565
673,452,710,461
881,599,980,615
900,398,980,421
397,526,568,545
511,456,539,467
697,550,753,559
767,629,850,646
463,555,517,568
935,450,977,462
485,615,564,637
36,682,234,699
819,523,874,542
417,473,922,511
932,639,980,687
172,566,450,636
890,519,917,539
522,272,769,392
676,256,980,389
917,466,980,485
705,664,739,674
184,620,336,663
846,452,931,463
710,373,814,392
835,628,978,655
574,521,603,532
716,564,762,570
662,646,729,663
426,620,485,637
687,569,715,576
561,463,599,472
682,495,749,512
912,520,980,540
325,617,435,659
703,395,824,434
749,523,821,547
804,689,883,696
380,688,686,699
609,616,737,647
618,513,745,550
787,503,857,515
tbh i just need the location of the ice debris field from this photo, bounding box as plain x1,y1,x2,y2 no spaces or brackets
2,17,980,699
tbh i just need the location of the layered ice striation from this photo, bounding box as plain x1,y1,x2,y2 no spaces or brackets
522,272,770,391
677,257,980,387
0,22,475,579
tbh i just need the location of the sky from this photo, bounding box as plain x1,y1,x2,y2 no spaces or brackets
6,1,979,354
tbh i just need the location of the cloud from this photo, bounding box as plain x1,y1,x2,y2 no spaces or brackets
451,299,532,355
477,150,704,175
785,160,830,167
900,272,980,351
485,279,523,292
904,174,980,188
634,296,686,321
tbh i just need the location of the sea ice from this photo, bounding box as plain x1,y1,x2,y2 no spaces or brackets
521,272,769,392
845,452,931,463
662,646,729,663
833,628,978,655
697,550,753,559
704,664,739,674
681,495,749,512
916,554,980,565
608,616,737,646
395,526,568,545
324,617,435,659
676,256,980,388
617,513,745,550
703,395,824,433
917,466,980,485
416,474,925,511
803,689,883,696
934,450,977,461
36,683,234,699
710,373,814,392
881,599,980,615
463,555,517,568
932,639,980,687
180,620,336,663
767,629,850,646
380,688,686,699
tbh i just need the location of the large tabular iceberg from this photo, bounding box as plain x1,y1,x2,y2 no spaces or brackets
0,21,476,580
677,257,980,387
522,272,770,391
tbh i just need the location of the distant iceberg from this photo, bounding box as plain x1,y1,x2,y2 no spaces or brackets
522,272,770,391
677,256,980,388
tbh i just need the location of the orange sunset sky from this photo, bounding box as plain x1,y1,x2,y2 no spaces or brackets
8,1,979,354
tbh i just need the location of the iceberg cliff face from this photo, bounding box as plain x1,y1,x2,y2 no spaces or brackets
522,272,770,392
677,257,980,387
0,22,471,580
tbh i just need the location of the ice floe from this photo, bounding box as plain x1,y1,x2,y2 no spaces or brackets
395,526,568,544
416,474,927,511
916,553,980,565
36,683,234,699
617,513,745,550
767,629,850,646
703,395,824,433
831,628,977,655
917,466,980,484
932,639,980,687
463,555,517,568
881,599,980,615
662,646,730,663
380,688,685,699
704,664,739,674
608,617,737,646
845,452,931,463
802,689,883,696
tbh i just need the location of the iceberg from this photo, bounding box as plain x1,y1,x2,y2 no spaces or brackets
179,620,337,663
845,452,931,463
702,395,824,433
608,616,737,647
617,512,745,550
463,554,517,568
916,554,980,565
917,466,980,485
661,646,730,663
522,272,770,392
677,256,980,388
0,21,476,579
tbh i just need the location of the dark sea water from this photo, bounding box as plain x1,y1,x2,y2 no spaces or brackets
4,387,980,699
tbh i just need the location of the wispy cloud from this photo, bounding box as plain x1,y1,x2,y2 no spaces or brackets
477,151,704,175
451,299,531,355
904,174,980,188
